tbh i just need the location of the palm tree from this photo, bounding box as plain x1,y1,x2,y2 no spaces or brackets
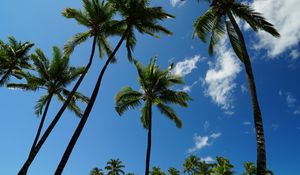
17,1,120,174
151,167,166,175
7,46,89,162
243,162,256,175
55,0,174,174
211,157,234,175
168,167,180,175
197,161,214,175
115,59,191,175
0,36,34,86
183,155,200,175
193,0,280,174
90,168,105,175
105,159,125,175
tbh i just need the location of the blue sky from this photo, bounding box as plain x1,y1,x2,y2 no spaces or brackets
0,0,300,174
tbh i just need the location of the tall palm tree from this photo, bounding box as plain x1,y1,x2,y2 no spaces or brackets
193,0,280,174
115,59,191,175
7,46,89,161
17,1,120,174
105,159,125,175
151,167,166,175
90,168,105,175
211,157,234,175
168,167,180,175
0,36,34,86
55,0,174,174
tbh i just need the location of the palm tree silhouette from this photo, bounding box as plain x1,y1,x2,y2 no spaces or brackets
105,159,125,175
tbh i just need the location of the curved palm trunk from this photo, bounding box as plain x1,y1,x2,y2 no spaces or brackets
145,103,152,175
28,94,53,156
54,28,129,175
0,69,12,86
227,11,266,175
18,36,98,175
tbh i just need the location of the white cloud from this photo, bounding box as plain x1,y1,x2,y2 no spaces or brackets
203,39,241,112
170,0,186,7
279,90,283,96
241,84,248,94
243,121,251,126
210,132,221,139
187,132,221,153
182,79,199,92
200,156,214,163
248,0,300,58
173,55,202,77
290,49,300,60
293,109,300,115
286,93,297,107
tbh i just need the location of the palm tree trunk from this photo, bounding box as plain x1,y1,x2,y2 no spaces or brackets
145,103,152,175
28,94,53,156
18,36,98,175
54,27,130,175
0,69,12,86
227,11,267,175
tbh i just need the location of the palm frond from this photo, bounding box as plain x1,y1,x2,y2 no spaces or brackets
64,31,91,56
156,102,182,128
34,94,49,116
158,90,191,107
140,100,151,129
208,15,226,55
62,8,90,27
231,3,280,37
115,87,142,115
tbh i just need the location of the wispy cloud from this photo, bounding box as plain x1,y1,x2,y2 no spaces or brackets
248,0,300,59
173,55,202,77
203,39,241,113
241,84,248,94
243,121,251,126
182,79,200,92
187,133,221,153
200,156,214,163
170,0,186,7
203,121,210,131
279,91,300,115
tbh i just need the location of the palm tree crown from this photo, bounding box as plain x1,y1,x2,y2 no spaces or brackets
108,0,174,60
115,58,191,129
105,159,125,175
8,46,89,116
62,0,122,60
0,36,34,86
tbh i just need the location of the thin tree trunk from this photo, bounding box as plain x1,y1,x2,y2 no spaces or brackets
144,103,152,175
0,69,12,85
18,36,98,175
227,11,266,175
28,94,53,156
54,27,130,175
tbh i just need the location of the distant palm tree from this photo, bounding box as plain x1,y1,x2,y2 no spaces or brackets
151,167,166,175
168,167,180,175
7,46,88,161
0,36,34,86
183,155,200,174
17,1,120,174
115,59,191,175
211,157,234,175
90,167,105,175
55,0,174,174
193,0,280,174
105,159,125,175
197,161,214,175
243,162,257,175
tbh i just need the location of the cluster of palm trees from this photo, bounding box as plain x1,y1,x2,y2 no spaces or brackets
0,0,280,174
89,156,273,175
